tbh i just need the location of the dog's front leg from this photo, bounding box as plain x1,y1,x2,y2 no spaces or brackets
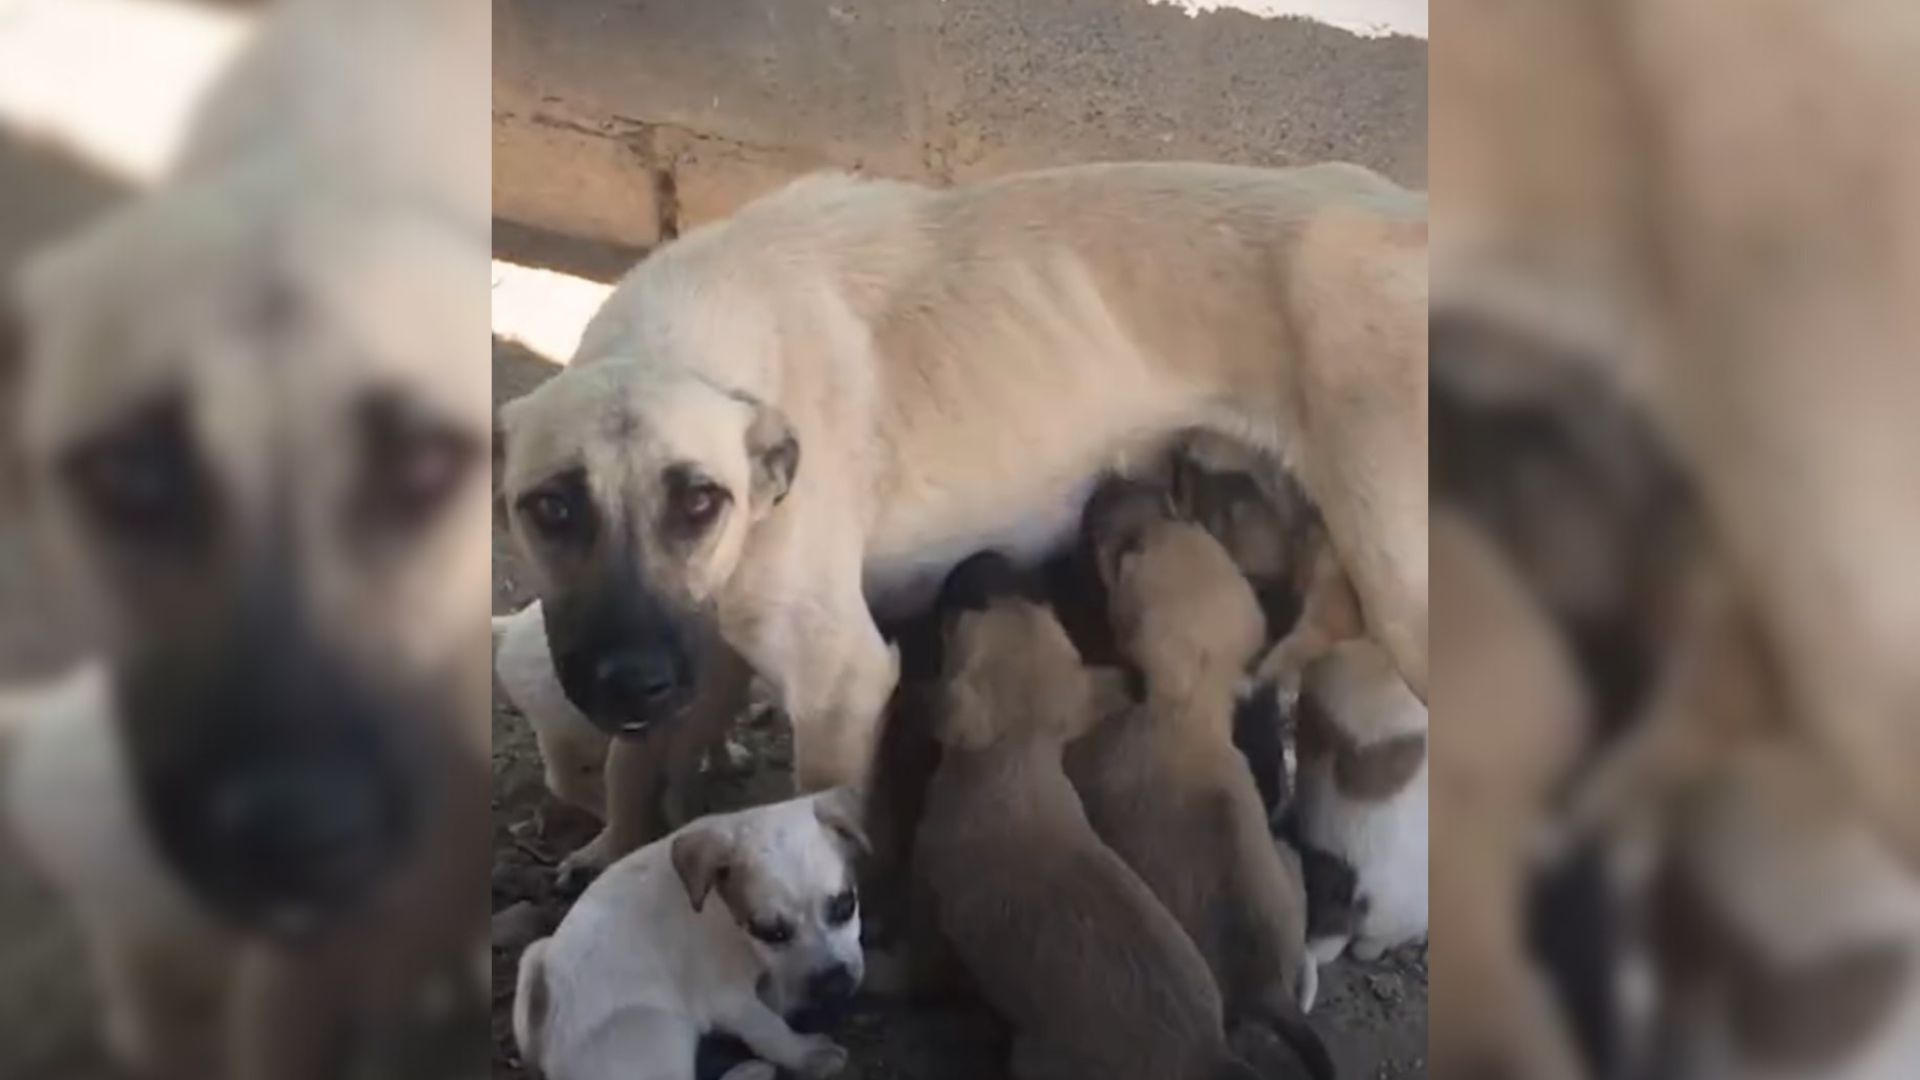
718,993,850,1079
557,734,669,890
729,577,898,791
226,947,348,1080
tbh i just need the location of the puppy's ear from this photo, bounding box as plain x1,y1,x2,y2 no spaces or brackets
671,825,734,913
813,787,872,859
746,401,800,509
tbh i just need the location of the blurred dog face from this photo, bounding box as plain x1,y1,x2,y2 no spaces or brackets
9,181,492,936
495,363,797,737
672,790,869,1020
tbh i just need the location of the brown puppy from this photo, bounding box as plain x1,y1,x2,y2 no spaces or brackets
914,553,1258,1080
1065,517,1331,1079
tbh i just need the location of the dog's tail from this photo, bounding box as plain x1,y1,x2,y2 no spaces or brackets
1249,983,1339,1080
512,937,553,1077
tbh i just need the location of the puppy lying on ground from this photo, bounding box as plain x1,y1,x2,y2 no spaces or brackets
513,789,869,1080
1294,641,1429,965
1064,513,1329,1078
915,552,1260,1080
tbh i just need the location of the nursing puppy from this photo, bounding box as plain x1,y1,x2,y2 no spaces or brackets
1065,516,1330,1077
915,553,1259,1080
1294,641,1429,964
1639,741,1920,1080
493,601,746,883
0,1,491,1076
513,790,868,1080
492,162,1430,877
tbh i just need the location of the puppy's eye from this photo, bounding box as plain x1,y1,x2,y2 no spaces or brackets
673,480,730,531
748,918,795,947
825,888,858,927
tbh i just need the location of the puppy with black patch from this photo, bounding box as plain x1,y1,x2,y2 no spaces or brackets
915,552,1260,1080
512,789,869,1080
1294,640,1429,964
1065,514,1331,1078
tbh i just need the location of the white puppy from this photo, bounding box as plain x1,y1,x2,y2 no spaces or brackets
513,790,870,1080
1294,640,1429,964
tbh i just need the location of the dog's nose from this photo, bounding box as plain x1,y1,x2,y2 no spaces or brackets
594,651,686,717
806,964,859,1006
199,756,405,930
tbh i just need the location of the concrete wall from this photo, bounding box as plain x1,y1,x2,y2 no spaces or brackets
493,0,1427,250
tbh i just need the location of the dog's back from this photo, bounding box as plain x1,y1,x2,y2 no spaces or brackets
915,557,1247,1080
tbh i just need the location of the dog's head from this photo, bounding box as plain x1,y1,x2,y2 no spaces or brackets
934,552,1094,750
8,184,491,937
672,789,870,1021
1106,519,1266,698
495,362,797,736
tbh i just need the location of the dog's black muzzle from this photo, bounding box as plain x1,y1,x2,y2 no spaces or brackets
114,592,421,939
544,583,701,738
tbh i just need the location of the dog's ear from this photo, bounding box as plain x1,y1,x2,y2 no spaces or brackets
671,824,735,913
746,401,800,509
813,787,872,859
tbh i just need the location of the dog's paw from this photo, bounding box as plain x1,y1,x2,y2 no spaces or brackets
553,833,617,896
796,1037,850,1078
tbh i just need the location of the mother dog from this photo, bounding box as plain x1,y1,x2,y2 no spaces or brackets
495,162,1428,810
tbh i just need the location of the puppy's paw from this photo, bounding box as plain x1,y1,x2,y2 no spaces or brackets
719,1063,778,1080
796,1036,850,1078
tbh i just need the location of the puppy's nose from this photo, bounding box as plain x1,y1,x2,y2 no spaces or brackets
594,651,687,719
806,964,859,1006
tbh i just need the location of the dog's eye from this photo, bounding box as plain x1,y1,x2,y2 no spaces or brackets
525,492,574,533
673,480,729,530
61,400,210,547
748,917,795,947
825,888,858,927
356,395,478,532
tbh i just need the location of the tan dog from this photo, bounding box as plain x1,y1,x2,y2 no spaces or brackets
914,553,1260,1080
493,162,1429,876
0,1,490,1076
1064,516,1331,1079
